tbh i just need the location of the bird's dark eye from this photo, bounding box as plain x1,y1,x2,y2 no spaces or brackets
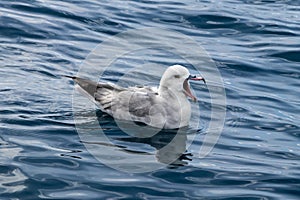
174,75,180,78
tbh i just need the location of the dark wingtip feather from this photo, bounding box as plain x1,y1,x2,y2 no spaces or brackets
62,75,77,79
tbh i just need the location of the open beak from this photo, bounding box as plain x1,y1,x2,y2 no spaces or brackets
183,75,206,102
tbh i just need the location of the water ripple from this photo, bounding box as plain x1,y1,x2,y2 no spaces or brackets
1,0,300,199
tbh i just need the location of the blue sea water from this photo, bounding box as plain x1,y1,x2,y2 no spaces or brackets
1,0,300,199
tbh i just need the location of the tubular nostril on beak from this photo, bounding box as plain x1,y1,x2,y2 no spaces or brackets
187,75,196,80
187,74,206,85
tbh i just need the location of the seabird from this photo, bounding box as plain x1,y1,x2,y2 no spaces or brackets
66,65,205,129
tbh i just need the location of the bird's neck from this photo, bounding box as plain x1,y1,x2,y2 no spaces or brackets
158,85,186,100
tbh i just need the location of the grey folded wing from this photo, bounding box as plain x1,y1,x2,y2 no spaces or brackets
71,76,161,121
95,86,160,122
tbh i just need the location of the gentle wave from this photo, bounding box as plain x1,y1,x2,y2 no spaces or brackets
0,0,299,199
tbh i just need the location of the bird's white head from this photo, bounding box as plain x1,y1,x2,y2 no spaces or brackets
159,65,205,101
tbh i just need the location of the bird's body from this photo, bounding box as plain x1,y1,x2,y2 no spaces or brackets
68,65,205,129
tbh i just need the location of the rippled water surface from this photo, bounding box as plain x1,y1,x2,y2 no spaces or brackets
1,0,300,199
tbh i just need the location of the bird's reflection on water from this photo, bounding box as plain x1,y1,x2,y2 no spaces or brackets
78,110,199,170
114,127,193,167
